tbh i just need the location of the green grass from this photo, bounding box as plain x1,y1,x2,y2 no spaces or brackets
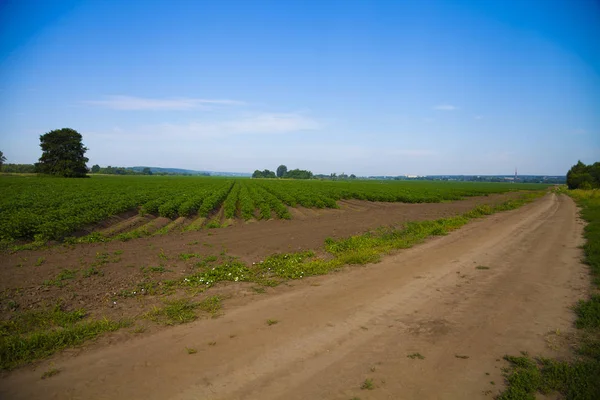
146,296,222,326
266,319,279,326
42,268,78,287
186,347,197,354
146,299,200,325
498,189,600,399
476,265,490,270
360,378,375,390
0,304,128,370
41,367,61,379
407,353,425,359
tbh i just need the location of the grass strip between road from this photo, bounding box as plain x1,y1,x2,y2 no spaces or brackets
498,189,600,400
0,191,544,370
0,304,130,370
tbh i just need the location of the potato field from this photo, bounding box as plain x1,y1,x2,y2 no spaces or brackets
0,175,547,243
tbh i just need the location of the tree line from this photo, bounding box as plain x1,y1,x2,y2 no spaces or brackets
252,165,314,179
567,161,600,189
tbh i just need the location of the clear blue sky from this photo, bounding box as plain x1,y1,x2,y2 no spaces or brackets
1,0,599,175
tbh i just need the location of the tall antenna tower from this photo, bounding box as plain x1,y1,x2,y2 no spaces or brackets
515,167,518,182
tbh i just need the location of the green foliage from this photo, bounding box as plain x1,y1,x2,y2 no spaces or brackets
252,169,276,178
284,168,313,179
223,182,240,219
146,297,222,325
1,163,36,173
0,304,127,369
0,150,6,170
146,299,200,325
35,128,89,178
43,268,78,287
0,176,547,243
276,164,287,178
567,160,600,190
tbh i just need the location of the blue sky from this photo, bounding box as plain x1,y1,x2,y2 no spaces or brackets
1,0,599,176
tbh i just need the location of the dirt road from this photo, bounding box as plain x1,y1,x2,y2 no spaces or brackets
1,193,589,399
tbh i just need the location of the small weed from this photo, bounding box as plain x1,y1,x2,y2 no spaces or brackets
133,326,146,334
179,253,201,261
266,319,279,326
82,266,103,278
208,341,216,346
251,287,266,294
476,265,490,270
43,269,78,287
186,347,197,354
35,257,45,266
455,354,470,359
41,367,61,379
206,220,221,229
187,240,199,246
361,378,375,390
360,326,369,330
158,249,168,261
113,250,124,255
370,366,376,372
407,353,425,360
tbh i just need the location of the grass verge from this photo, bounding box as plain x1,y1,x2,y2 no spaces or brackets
498,189,600,399
0,304,129,370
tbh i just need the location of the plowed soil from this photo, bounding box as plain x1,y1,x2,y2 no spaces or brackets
0,193,589,399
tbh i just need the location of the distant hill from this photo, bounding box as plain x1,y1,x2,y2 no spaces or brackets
129,166,251,177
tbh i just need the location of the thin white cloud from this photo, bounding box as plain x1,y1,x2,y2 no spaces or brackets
84,95,245,110
89,113,321,139
433,104,458,111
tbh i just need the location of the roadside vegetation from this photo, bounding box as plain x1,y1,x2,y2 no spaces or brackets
498,188,600,399
0,304,129,369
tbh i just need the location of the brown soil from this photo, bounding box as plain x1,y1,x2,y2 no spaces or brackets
0,193,588,399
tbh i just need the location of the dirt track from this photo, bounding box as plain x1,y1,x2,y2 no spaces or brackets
0,193,589,399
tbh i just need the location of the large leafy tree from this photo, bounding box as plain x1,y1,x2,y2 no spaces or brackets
276,164,287,178
35,128,89,177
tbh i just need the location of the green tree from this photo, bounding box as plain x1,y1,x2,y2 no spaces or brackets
276,165,287,178
91,164,100,173
286,169,313,179
35,128,89,177
566,160,598,189
0,151,6,171
142,167,153,175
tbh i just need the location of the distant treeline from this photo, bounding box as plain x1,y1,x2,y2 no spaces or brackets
252,165,314,179
567,161,600,189
252,165,359,180
1,164,36,173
